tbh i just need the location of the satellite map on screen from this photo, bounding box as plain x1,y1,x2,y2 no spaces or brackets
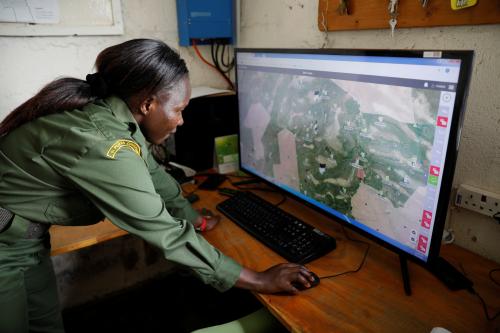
239,71,441,246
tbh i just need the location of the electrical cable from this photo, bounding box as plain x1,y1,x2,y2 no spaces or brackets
470,287,500,321
191,39,234,90
215,42,221,69
225,174,255,179
489,268,500,287
316,226,370,280
320,0,330,48
211,41,220,70
233,186,279,193
221,44,235,72
192,39,217,69
211,39,234,73
458,264,500,321
224,175,286,204
221,43,230,68
274,195,287,207
480,267,500,320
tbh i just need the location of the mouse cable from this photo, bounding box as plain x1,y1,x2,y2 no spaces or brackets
316,226,370,280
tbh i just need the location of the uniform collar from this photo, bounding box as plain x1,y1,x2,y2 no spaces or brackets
103,95,148,147
104,95,138,128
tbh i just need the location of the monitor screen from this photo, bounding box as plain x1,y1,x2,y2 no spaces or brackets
235,49,473,264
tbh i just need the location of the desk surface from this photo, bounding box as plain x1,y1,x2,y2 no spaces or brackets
50,220,127,256
50,181,500,333
189,183,500,333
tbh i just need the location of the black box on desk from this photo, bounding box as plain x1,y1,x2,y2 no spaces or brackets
167,93,238,171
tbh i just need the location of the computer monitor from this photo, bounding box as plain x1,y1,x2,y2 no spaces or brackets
235,48,473,266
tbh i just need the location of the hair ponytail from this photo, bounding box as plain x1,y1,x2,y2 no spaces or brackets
0,39,188,136
0,78,97,136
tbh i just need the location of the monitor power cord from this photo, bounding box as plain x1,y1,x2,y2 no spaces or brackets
466,267,500,321
468,285,500,321
311,229,500,322
457,263,499,321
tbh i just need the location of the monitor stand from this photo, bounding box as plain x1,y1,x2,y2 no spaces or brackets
428,256,473,291
399,255,412,296
398,255,473,296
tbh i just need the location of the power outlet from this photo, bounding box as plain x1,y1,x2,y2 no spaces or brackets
455,184,500,218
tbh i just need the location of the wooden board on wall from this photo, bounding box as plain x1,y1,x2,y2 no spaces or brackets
318,0,500,31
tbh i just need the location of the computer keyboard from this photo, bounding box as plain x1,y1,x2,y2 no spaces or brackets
216,191,336,264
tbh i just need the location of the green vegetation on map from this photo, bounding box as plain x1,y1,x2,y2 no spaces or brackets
238,70,440,218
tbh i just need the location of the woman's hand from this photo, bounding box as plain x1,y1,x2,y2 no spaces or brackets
194,208,220,231
235,263,317,294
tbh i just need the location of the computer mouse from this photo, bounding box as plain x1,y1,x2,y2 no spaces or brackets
292,271,320,291
309,271,321,287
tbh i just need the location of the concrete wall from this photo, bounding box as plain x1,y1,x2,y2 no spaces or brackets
1,0,499,307
0,0,226,116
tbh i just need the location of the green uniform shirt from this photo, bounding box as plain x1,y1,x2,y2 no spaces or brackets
0,96,242,291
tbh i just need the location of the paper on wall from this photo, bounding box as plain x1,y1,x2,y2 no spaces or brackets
0,0,59,24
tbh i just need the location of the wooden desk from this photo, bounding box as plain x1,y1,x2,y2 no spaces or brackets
50,182,500,332
187,183,500,333
50,219,127,256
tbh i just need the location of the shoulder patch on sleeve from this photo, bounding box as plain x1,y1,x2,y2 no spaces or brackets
106,139,141,159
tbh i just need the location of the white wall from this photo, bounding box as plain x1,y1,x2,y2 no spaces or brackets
1,0,499,266
0,0,226,117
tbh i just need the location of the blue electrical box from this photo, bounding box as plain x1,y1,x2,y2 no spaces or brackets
176,0,235,46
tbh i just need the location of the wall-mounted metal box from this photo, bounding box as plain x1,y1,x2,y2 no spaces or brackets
176,0,235,46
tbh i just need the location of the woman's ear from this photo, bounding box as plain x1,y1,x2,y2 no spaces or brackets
139,96,156,116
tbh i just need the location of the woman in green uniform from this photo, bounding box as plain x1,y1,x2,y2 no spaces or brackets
0,39,315,332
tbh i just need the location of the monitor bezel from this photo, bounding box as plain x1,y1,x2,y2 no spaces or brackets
234,48,474,268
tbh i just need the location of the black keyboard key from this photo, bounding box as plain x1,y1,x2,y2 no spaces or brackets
216,191,336,264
